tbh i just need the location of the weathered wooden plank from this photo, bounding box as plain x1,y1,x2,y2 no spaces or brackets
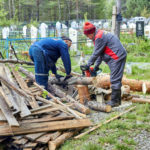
13,137,28,145
0,119,92,136
31,107,64,115
10,65,39,109
0,65,20,112
0,87,14,109
36,131,61,144
25,132,46,141
0,110,7,121
21,115,74,124
23,142,37,148
4,66,31,118
0,96,19,126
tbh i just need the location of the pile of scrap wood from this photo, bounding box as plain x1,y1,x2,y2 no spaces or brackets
0,64,92,150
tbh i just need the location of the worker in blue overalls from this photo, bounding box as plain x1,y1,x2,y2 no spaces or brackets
29,36,72,93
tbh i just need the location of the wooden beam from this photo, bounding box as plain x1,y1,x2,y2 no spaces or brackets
0,96,19,126
0,119,92,136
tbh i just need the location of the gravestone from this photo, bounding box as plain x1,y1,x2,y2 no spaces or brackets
22,25,27,38
56,21,61,37
136,21,144,37
30,25,38,43
69,28,77,51
39,23,48,38
2,27,10,39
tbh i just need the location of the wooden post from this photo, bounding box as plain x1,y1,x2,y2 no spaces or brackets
111,5,117,35
76,85,90,104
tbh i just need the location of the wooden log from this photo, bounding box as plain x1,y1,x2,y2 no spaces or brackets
48,131,75,150
76,85,90,104
66,95,90,114
132,97,150,104
74,106,136,139
0,119,92,136
0,59,34,65
95,75,150,93
87,101,112,113
57,66,81,77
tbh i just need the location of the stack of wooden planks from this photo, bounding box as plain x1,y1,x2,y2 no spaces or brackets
0,64,92,150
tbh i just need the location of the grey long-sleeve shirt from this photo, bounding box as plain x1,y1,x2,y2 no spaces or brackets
87,30,127,67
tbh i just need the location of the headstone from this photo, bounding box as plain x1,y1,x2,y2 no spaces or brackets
22,25,27,38
144,25,150,39
30,25,38,43
69,28,77,51
136,21,144,37
121,23,127,30
71,21,78,29
39,23,48,38
2,27,10,39
87,39,92,47
56,21,61,37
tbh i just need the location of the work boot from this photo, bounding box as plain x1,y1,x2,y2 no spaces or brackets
107,89,121,107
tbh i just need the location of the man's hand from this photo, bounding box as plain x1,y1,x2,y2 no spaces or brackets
93,66,99,72
80,65,89,71
64,74,73,81
55,74,64,81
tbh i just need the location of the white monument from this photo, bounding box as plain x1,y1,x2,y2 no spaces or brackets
30,25,38,43
22,25,27,38
2,27,10,39
145,25,150,39
69,28,78,52
71,21,78,29
56,21,61,37
39,23,48,38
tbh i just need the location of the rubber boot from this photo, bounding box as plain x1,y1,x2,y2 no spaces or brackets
107,89,121,107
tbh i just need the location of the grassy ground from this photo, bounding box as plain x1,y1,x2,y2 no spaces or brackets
60,103,150,150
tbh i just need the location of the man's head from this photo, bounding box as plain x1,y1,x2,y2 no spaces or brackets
61,36,72,48
83,22,96,40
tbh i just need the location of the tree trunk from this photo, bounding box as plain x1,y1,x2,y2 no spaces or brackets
36,0,40,21
116,0,121,38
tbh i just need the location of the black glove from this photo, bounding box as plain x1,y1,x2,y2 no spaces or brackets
64,74,73,81
93,66,99,72
80,65,89,71
55,74,64,81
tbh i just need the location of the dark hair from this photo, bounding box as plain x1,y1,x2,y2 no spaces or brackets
61,36,72,42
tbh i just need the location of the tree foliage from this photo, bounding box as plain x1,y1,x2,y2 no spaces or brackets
0,0,149,26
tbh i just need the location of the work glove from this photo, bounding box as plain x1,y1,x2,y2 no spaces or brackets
55,74,64,81
93,66,100,72
64,74,73,81
80,64,89,71
92,66,102,77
